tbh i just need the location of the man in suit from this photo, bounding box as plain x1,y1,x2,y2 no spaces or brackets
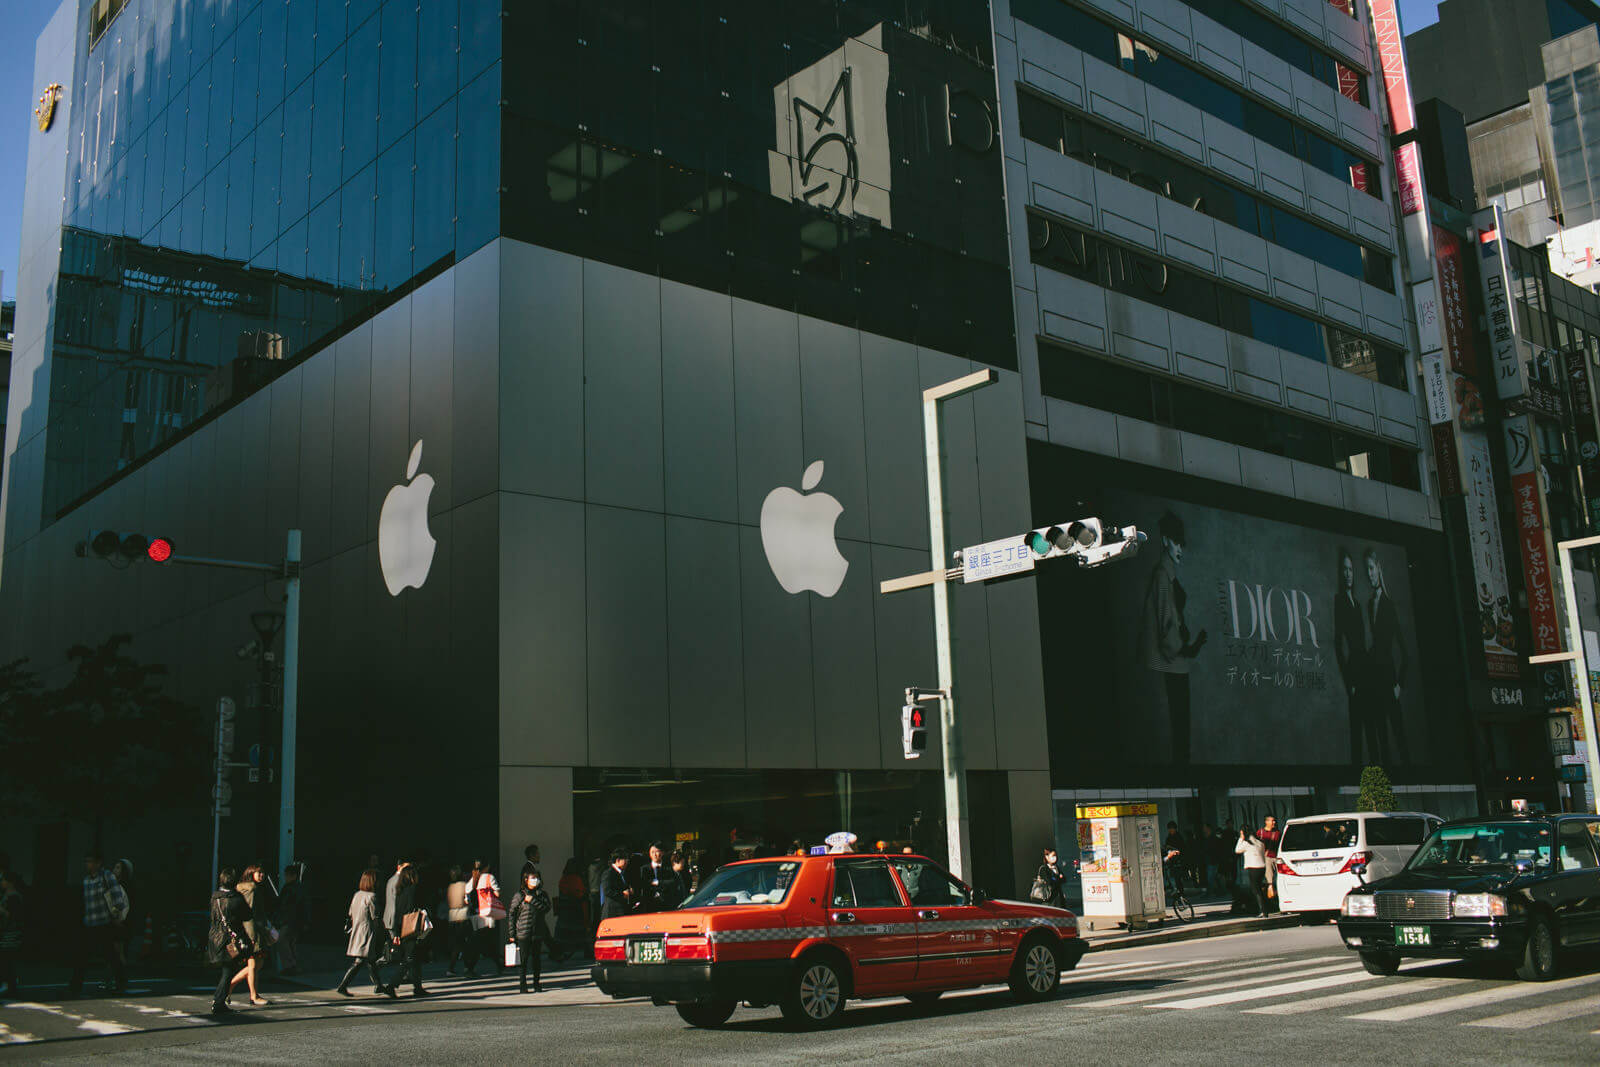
381,859,408,934
599,850,633,920
1332,549,1368,764
637,842,679,912
1364,549,1410,765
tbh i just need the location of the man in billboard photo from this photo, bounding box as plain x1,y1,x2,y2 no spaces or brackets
1139,512,1208,764
1364,549,1411,766
1332,548,1369,765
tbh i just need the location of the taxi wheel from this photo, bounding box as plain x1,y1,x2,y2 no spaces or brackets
1008,938,1061,1002
780,957,847,1029
1515,914,1558,982
675,999,737,1028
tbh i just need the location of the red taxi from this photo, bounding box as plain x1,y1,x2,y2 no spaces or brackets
591,852,1084,1028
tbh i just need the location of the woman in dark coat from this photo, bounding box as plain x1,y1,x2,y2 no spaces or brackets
506,871,551,994
336,869,389,997
207,867,253,1017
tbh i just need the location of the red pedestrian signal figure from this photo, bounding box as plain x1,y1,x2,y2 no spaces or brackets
901,703,928,759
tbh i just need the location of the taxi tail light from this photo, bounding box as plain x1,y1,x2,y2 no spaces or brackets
594,938,626,962
664,935,713,961
1338,851,1372,874
1274,859,1295,877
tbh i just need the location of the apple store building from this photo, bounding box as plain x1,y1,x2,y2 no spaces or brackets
5,0,1483,900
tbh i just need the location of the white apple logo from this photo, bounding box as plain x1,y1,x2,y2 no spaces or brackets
378,439,437,596
760,460,849,597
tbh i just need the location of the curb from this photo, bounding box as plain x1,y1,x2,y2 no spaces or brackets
1083,912,1304,952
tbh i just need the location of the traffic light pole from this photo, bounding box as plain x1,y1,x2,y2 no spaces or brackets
921,369,997,881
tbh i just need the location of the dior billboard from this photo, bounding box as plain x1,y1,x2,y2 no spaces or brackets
1095,490,1425,767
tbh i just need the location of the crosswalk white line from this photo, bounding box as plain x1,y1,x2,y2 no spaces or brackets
1062,959,1221,983
1467,991,1600,1029
1070,960,1360,1008
1065,957,1306,990
1148,968,1378,1010
1349,971,1600,1022
0,1024,40,1045
1246,977,1454,1015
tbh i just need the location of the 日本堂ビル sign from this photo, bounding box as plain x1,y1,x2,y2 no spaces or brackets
1475,206,1528,400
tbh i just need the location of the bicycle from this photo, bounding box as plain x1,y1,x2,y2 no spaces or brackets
1163,867,1195,923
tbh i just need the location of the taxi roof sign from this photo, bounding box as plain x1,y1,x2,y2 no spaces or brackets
809,845,829,856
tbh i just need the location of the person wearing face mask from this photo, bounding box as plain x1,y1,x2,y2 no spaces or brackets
1139,512,1208,765
1031,846,1066,907
507,871,551,994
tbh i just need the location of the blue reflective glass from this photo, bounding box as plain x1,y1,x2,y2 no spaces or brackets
379,0,419,153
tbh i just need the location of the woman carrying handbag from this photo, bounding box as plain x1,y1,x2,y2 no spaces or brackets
335,869,389,997
207,868,253,1017
466,859,505,975
507,871,552,994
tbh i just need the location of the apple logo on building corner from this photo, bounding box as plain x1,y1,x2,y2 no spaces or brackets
378,439,437,596
760,460,849,597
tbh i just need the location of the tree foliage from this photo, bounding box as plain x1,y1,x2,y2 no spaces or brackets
1357,765,1397,813
0,635,204,842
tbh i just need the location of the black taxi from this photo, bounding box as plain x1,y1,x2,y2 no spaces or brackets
1336,813,1600,981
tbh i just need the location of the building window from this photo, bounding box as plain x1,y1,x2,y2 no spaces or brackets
88,0,129,50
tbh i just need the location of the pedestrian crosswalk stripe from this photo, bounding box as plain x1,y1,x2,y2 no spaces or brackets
1246,977,1454,1015
1070,960,1360,1007
1349,971,1600,1022
1466,991,1600,1030
1062,959,1219,983
1148,968,1378,1010
1066,957,1302,990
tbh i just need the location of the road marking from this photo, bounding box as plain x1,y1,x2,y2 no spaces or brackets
1061,959,1219,982
1349,972,1600,1022
1467,991,1600,1029
342,1004,397,1014
1071,960,1359,1007
1149,968,1377,1010
1246,977,1454,1015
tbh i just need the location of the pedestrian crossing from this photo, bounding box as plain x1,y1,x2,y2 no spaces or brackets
1060,949,1600,1035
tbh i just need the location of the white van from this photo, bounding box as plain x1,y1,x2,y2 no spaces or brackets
1274,811,1442,915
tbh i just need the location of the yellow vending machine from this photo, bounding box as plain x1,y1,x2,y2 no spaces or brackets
1075,803,1166,930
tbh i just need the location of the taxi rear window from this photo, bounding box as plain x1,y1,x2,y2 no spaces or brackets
681,862,801,908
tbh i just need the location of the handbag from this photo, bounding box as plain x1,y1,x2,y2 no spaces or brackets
504,941,521,968
400,909,434,941
478,884,507,922
1028,876,1054,903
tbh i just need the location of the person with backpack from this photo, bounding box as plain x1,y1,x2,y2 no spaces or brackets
69,853,128,996
335,869,389,997
207,867,252,1017
507,870,552,993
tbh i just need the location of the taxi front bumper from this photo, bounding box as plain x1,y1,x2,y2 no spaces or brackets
591,959,793,1004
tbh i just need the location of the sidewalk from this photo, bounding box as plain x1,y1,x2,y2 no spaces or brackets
1076,897,1304,953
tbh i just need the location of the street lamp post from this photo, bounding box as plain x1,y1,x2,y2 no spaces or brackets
1529,534,1600,813
920,369,997,880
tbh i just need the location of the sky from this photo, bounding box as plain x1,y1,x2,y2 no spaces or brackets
0,0,1451,305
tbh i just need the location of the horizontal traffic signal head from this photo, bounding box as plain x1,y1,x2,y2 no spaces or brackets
1025,518,1144,568
76,530,175,564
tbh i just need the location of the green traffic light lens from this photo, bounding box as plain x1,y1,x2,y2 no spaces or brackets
1026,531,1050,556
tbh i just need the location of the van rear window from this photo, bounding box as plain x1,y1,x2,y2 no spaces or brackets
1280,820,1359,851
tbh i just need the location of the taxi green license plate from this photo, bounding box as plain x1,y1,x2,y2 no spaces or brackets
1395,925,1431,947
630,940,665,964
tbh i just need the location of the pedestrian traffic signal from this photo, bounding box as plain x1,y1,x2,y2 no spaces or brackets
1024,518,1145,568
901,703,928,759
75,530,176,564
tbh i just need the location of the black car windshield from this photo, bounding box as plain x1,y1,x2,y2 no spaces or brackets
680,861,802,908
1406,822,1553,872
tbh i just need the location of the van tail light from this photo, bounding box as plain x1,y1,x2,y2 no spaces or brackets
594,938,626,962
665,934,713,961
1338,851,1372,874
1275,859,1296,877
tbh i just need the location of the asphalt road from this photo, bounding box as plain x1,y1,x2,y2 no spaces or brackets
5,925,1600,1063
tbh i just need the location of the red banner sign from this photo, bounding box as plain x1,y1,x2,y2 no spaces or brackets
1368,0,1416,136
1511,470,1562,655
1432,226,1477,376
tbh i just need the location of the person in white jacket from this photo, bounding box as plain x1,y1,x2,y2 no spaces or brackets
1235,831,1268,917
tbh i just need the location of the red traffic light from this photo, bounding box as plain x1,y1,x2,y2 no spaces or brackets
146,537,174,563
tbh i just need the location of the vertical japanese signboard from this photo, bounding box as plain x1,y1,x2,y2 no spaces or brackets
1463,432,1520,678
1475,206,1528,399
1433,226,1478,376
1504,415,1562,655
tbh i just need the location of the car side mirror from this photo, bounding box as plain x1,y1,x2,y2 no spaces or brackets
1351,862,1367,884
972,888,989,906
1514,859,1534,875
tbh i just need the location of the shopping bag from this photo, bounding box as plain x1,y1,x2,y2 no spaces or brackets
504,941,521,968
